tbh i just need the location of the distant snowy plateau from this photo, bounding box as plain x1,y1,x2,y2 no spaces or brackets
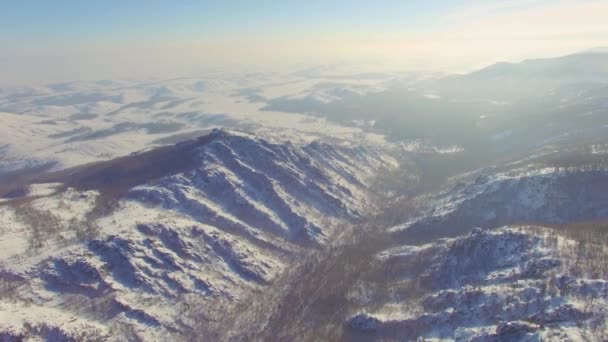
0,72,393,172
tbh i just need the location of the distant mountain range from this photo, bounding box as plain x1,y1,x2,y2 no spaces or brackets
434,49,607,99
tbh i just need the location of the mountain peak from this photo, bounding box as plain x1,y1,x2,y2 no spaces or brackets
578,46,608,54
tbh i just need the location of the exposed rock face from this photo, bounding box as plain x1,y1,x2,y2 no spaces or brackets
495,320,539,335
349,313,382,332
530,304,588,325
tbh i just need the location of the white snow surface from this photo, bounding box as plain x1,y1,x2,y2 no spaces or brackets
0,73,396,172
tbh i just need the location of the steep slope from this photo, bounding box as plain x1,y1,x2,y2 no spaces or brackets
0,129,397,340
394,167,608,243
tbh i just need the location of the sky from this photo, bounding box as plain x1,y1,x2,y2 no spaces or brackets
1,0,608,85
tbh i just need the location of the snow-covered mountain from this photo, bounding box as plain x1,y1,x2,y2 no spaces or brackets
457,50,608,84
350,226,608,340
394,166,608,242
340,165,608,341
0,129,397,340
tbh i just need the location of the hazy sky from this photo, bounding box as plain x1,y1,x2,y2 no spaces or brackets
2,0,607,85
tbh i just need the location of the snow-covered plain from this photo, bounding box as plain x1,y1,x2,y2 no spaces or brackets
0,72,396,173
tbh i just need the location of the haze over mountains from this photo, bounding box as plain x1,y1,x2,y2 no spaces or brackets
2,49,608,341
3,49,608,173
